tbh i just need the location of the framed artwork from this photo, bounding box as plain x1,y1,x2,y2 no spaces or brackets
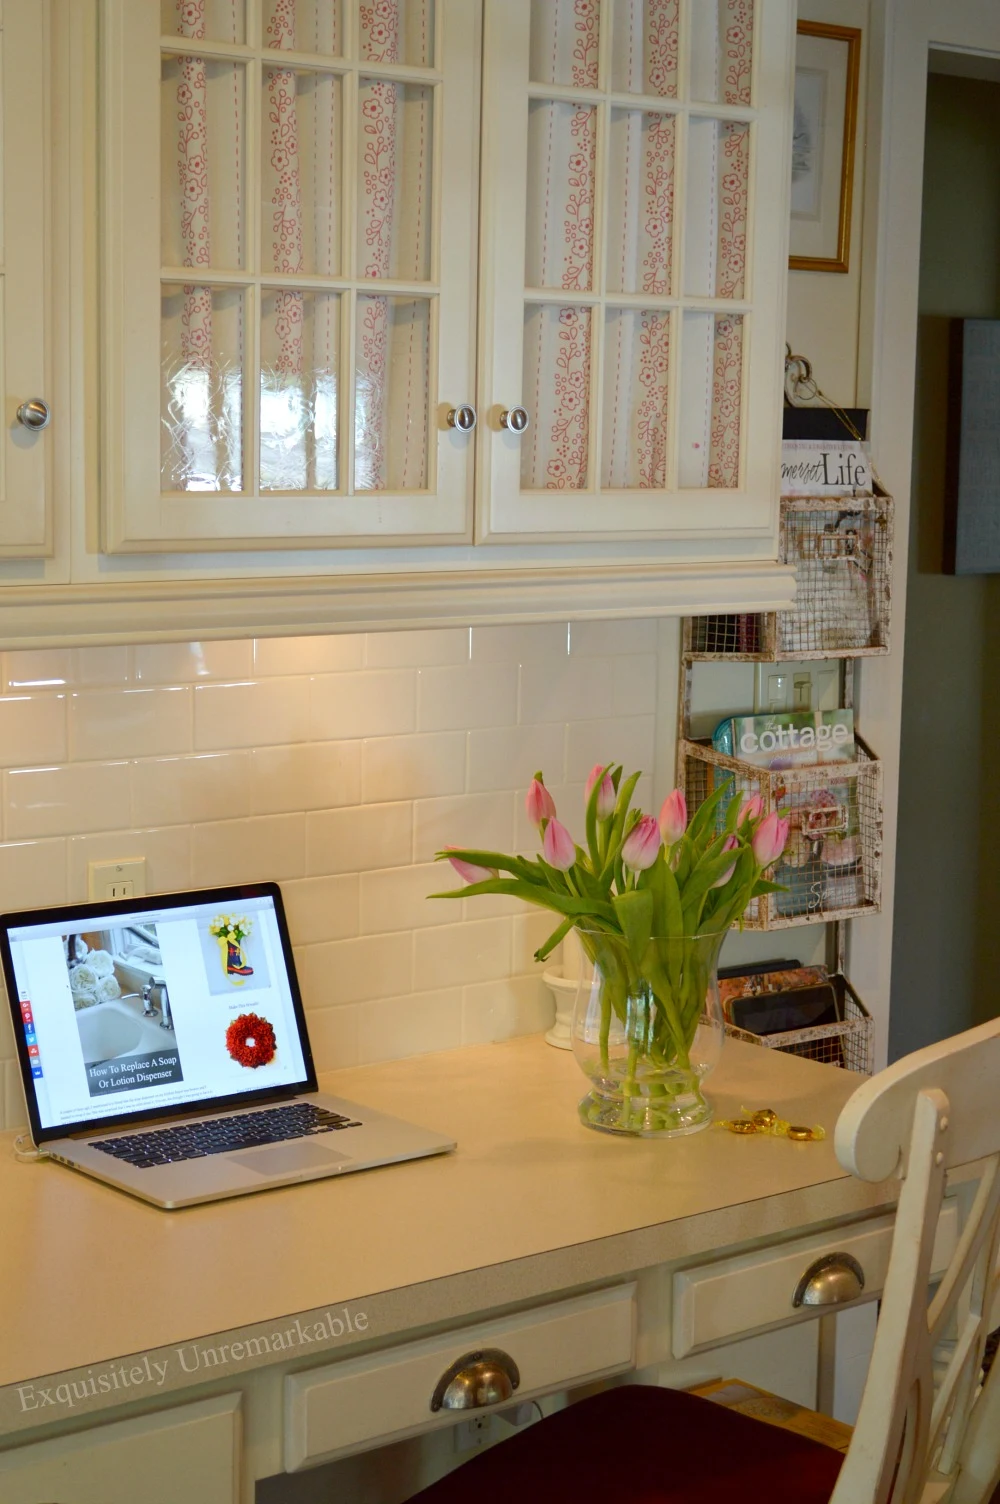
789,21,861,273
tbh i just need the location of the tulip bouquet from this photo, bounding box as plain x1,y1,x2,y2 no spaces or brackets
435,766,789,1136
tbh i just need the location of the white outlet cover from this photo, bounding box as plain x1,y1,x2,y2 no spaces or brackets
87,858,147,901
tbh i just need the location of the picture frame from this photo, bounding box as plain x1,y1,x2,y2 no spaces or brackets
789,21,861,274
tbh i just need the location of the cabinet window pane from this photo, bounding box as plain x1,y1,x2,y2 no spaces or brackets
161,0,245,45
355,296,430,491
357,81,433,282
161,55,246,271
689,0,753,106
262,0,343,54
606,109,674,295
161,284,244,492
525,101,597,292
678,311,742,489
262,68,342,277
261,289,340,491
683,118,749,300
360,0,435,70
611,0,678,98
530,0,600,88
602,308,669,489
521,304,591,491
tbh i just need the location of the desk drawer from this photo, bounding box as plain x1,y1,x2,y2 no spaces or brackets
285,1284,635,1470
672,1201,959,1358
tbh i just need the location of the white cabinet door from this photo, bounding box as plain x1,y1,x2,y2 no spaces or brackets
478,0,794,542
102,0,479,552
0,0,52,556
0,1392,241,1504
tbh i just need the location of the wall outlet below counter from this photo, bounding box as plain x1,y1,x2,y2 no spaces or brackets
87,858,147,902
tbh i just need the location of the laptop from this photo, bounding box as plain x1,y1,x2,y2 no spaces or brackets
0,882,455,1209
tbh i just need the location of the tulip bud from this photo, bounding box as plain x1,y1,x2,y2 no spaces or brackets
751,811,790,867
737,793,763,826
585,764,616,820
445,848,497,886
659,789,687,846
525,775,557,829
712,834,740,888
621,814,661,871
542,817,576,872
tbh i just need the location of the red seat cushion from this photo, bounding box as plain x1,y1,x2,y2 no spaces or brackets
407,1385,844,1504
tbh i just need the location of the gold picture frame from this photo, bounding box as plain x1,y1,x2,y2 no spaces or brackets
789,21,861,274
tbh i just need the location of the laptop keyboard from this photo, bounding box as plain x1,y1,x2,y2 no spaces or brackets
92,1102,363,1169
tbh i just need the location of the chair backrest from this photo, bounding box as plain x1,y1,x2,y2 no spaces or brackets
830,1017,1000,1504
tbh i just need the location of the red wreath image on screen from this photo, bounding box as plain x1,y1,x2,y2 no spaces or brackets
225,1013,277,1069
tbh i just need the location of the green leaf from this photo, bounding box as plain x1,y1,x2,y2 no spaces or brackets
535,915,576,962
686,781,729,855
612,889,654,966
435,848,548,885
659,860,685,940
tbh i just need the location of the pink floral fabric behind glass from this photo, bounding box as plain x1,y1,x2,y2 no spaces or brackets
716,120,749,300
709,314,742,487
723,0,753,106
265,0,305,379
176,2,213,374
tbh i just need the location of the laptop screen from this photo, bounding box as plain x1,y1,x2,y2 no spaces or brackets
1,884,317,1142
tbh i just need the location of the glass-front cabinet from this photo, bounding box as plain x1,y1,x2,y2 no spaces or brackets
479,0,793,539
100,0,793,556
103,0,480,549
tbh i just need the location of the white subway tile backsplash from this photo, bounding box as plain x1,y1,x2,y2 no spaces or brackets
69,687,192,762
296,932,413,1009
0,694,67,768
254,634,364,676
413,916,511,991
134,639,253,684
309,670,416,741
192,813,305,885
194,679,310,751
306,802,412,876
282,874,360,946
250,741,361,815
0,623,665,1072
6,762,132,839
418,663,518,732
467,722,565,794
365,628,469,668
0,839,67,910
362,731,465,804
359,863,450,935
131,751,252,827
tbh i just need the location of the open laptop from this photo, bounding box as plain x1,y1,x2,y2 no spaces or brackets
0,883,455,1209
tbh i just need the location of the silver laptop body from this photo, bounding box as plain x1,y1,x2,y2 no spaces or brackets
0,883,454,1209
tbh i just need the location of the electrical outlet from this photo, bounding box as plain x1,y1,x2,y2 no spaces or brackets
87,858,147,902
454,1415,493,1453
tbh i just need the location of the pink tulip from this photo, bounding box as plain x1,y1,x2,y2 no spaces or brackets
713,834,740,888
445,848,497,886
585,764,616,820
542,818,576,872
738,793,763,826
621,814,661,871
659,788,688,846
525,776,557,829
752,812,790,867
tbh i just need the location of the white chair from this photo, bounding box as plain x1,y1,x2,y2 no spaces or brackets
407,1017,1000,1504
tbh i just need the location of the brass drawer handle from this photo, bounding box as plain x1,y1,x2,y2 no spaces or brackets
793,1253,865,1308
429,1347,521,1412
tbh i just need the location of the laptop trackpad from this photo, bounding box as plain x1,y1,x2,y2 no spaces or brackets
229,1142,350,1176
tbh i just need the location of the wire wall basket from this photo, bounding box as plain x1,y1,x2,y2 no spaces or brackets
725,976,873,1075
680,736,884,931
686,492,893,662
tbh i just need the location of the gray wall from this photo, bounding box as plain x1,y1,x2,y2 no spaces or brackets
890,73,1000,1058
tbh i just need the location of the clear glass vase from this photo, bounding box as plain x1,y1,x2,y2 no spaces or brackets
572,930,727,1138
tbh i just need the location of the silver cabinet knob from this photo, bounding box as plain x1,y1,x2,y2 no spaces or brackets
500,406,530,434
792,1253,865,1308
429,1348,521,1412
16,398,51,431
447,404,478,433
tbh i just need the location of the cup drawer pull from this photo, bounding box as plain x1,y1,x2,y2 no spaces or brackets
793,1253,866,1308
430,1348,521,1412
